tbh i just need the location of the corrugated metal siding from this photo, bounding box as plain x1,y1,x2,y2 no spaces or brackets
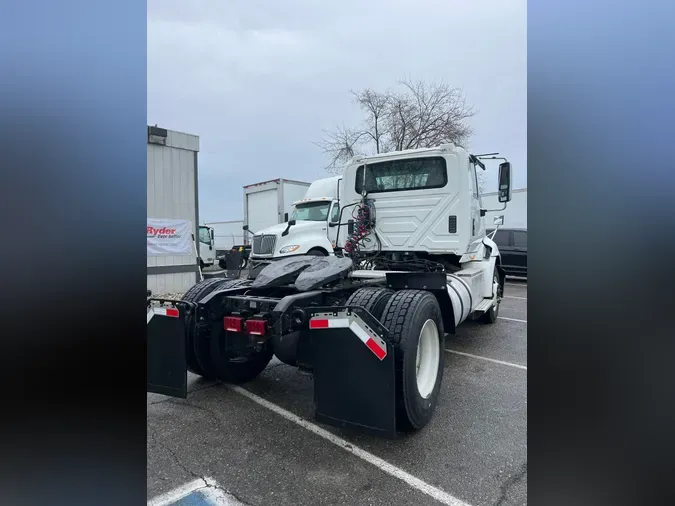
147,128,200,294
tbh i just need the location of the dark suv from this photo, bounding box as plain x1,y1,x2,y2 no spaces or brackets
486,228,527,278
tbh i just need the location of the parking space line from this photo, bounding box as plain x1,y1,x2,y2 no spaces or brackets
228,384,472,506
149,478,205,506
498,316,527,323
148,476,244,506
504,295,527,300
445,349,527,370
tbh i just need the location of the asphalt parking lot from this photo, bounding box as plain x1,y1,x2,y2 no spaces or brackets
147,279,527,506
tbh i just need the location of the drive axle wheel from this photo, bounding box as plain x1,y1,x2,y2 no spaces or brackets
182,278,237,379
346,287,394,320
381,290,445,432
210,336,273,384
183,278,251,379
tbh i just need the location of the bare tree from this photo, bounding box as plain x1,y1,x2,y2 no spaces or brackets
316,78,476,174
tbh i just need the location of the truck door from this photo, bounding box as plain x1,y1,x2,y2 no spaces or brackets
468,160,484,251
198,226,215,265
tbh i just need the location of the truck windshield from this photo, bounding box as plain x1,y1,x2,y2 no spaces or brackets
198,226,211,245
292,202,330,222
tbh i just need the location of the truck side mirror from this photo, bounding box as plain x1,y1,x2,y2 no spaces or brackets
210,229,214,241
284,212,289,222
242,225,249,231
498,162,512,203
281,219,296,237
493,215,504,226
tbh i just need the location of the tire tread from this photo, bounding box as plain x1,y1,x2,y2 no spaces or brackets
381,290,444,431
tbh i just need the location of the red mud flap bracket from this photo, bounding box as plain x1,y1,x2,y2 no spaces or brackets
308,306,397,438
147,300,192,399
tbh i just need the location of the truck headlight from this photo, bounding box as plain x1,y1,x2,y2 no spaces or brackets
279,245,300,254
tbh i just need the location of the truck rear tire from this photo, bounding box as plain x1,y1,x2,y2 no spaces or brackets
346,287,394,320
204,276,273,383
381,290,445,432
183,278,251,379
209,338,274,384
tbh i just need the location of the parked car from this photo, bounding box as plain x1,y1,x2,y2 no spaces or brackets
486,228,527,277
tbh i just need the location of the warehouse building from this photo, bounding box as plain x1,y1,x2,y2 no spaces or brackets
147,125,201,294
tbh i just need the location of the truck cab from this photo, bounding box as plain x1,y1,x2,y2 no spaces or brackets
249,176,342,261
197,225,216,268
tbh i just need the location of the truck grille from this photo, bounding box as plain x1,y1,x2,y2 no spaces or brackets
252,235,277,256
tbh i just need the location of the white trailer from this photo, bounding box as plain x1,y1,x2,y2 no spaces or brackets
205,220,245,256
243,178,310,241
481,187,527,229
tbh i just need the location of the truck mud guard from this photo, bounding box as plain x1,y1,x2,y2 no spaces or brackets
307,306,397,438
147,299,192,399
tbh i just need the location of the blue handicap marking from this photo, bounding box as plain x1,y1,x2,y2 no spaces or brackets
171,490,212,506
149,477,244,506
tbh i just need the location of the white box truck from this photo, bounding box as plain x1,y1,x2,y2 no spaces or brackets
205,220,245,256
481,187,527,229
243,178,310,239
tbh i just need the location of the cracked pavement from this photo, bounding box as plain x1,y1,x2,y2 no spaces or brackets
147,280,527,505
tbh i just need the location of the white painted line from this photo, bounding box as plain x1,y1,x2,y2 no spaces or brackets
148,476,245,506
498,316,527,323
228,384,472,506
445,349,527,370
504,295,527,300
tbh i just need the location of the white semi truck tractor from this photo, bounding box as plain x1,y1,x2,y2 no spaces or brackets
244,176,343,272
147,143,513,438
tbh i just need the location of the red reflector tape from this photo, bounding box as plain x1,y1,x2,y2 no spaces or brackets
309,316,387,360
349,321,387,361
309,319,329,329
153,307,179,318
365,337,387,360
309,318,349,329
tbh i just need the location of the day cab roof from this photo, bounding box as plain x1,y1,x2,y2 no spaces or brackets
345,143,467,167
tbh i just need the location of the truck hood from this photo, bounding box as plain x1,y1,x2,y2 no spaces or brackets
255,220,325,237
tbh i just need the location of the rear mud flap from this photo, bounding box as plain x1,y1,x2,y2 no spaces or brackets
147,300,192,398
308,306,397,438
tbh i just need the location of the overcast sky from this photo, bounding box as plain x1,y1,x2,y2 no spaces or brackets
148,0,526,223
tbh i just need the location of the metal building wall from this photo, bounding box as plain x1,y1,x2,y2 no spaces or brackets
147,126,200,294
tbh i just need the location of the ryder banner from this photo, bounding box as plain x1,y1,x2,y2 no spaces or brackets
147,218,193,256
